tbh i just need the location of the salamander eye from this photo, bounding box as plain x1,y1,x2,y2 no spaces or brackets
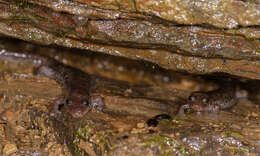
65,99,72,105
188,96,195,101
82,100,89,107
202,98,209,103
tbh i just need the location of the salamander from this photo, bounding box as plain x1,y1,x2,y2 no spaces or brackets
0,49,105,118
178,85,245,115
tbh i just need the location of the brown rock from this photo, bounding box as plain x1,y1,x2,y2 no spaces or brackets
2,143,18,155
0,1,260,79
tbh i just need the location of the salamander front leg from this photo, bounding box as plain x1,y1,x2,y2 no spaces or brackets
90,95,106,112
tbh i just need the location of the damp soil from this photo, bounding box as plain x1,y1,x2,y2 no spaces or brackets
0,40,260,155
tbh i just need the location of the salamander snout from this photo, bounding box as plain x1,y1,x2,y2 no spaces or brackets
188,92,210,112
65,98,91,118
65,95,105,118
53,95,105,118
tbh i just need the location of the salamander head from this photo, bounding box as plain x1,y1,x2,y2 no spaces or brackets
188,92,210,112
54,94,105,118
62,94,91,118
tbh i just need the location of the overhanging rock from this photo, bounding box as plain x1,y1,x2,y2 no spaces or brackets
0,0,260,79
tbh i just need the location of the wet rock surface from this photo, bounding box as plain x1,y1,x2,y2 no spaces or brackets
0,39,260,155
0,0,260,79
0,0,260,155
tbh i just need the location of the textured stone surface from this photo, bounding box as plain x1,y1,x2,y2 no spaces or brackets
31,0,260,28
1,60,259,155
0,38,260,155
0,0,260,79
2,1,260,155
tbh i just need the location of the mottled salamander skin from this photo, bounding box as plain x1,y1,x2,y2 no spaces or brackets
0,50,105,118
178,85,238,115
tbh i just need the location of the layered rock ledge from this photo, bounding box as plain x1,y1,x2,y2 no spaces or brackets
0,0,260,79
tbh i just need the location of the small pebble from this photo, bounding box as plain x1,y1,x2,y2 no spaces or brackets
124,89,133,96
137,122,145,128
3,143,18,155
251,112,259,118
